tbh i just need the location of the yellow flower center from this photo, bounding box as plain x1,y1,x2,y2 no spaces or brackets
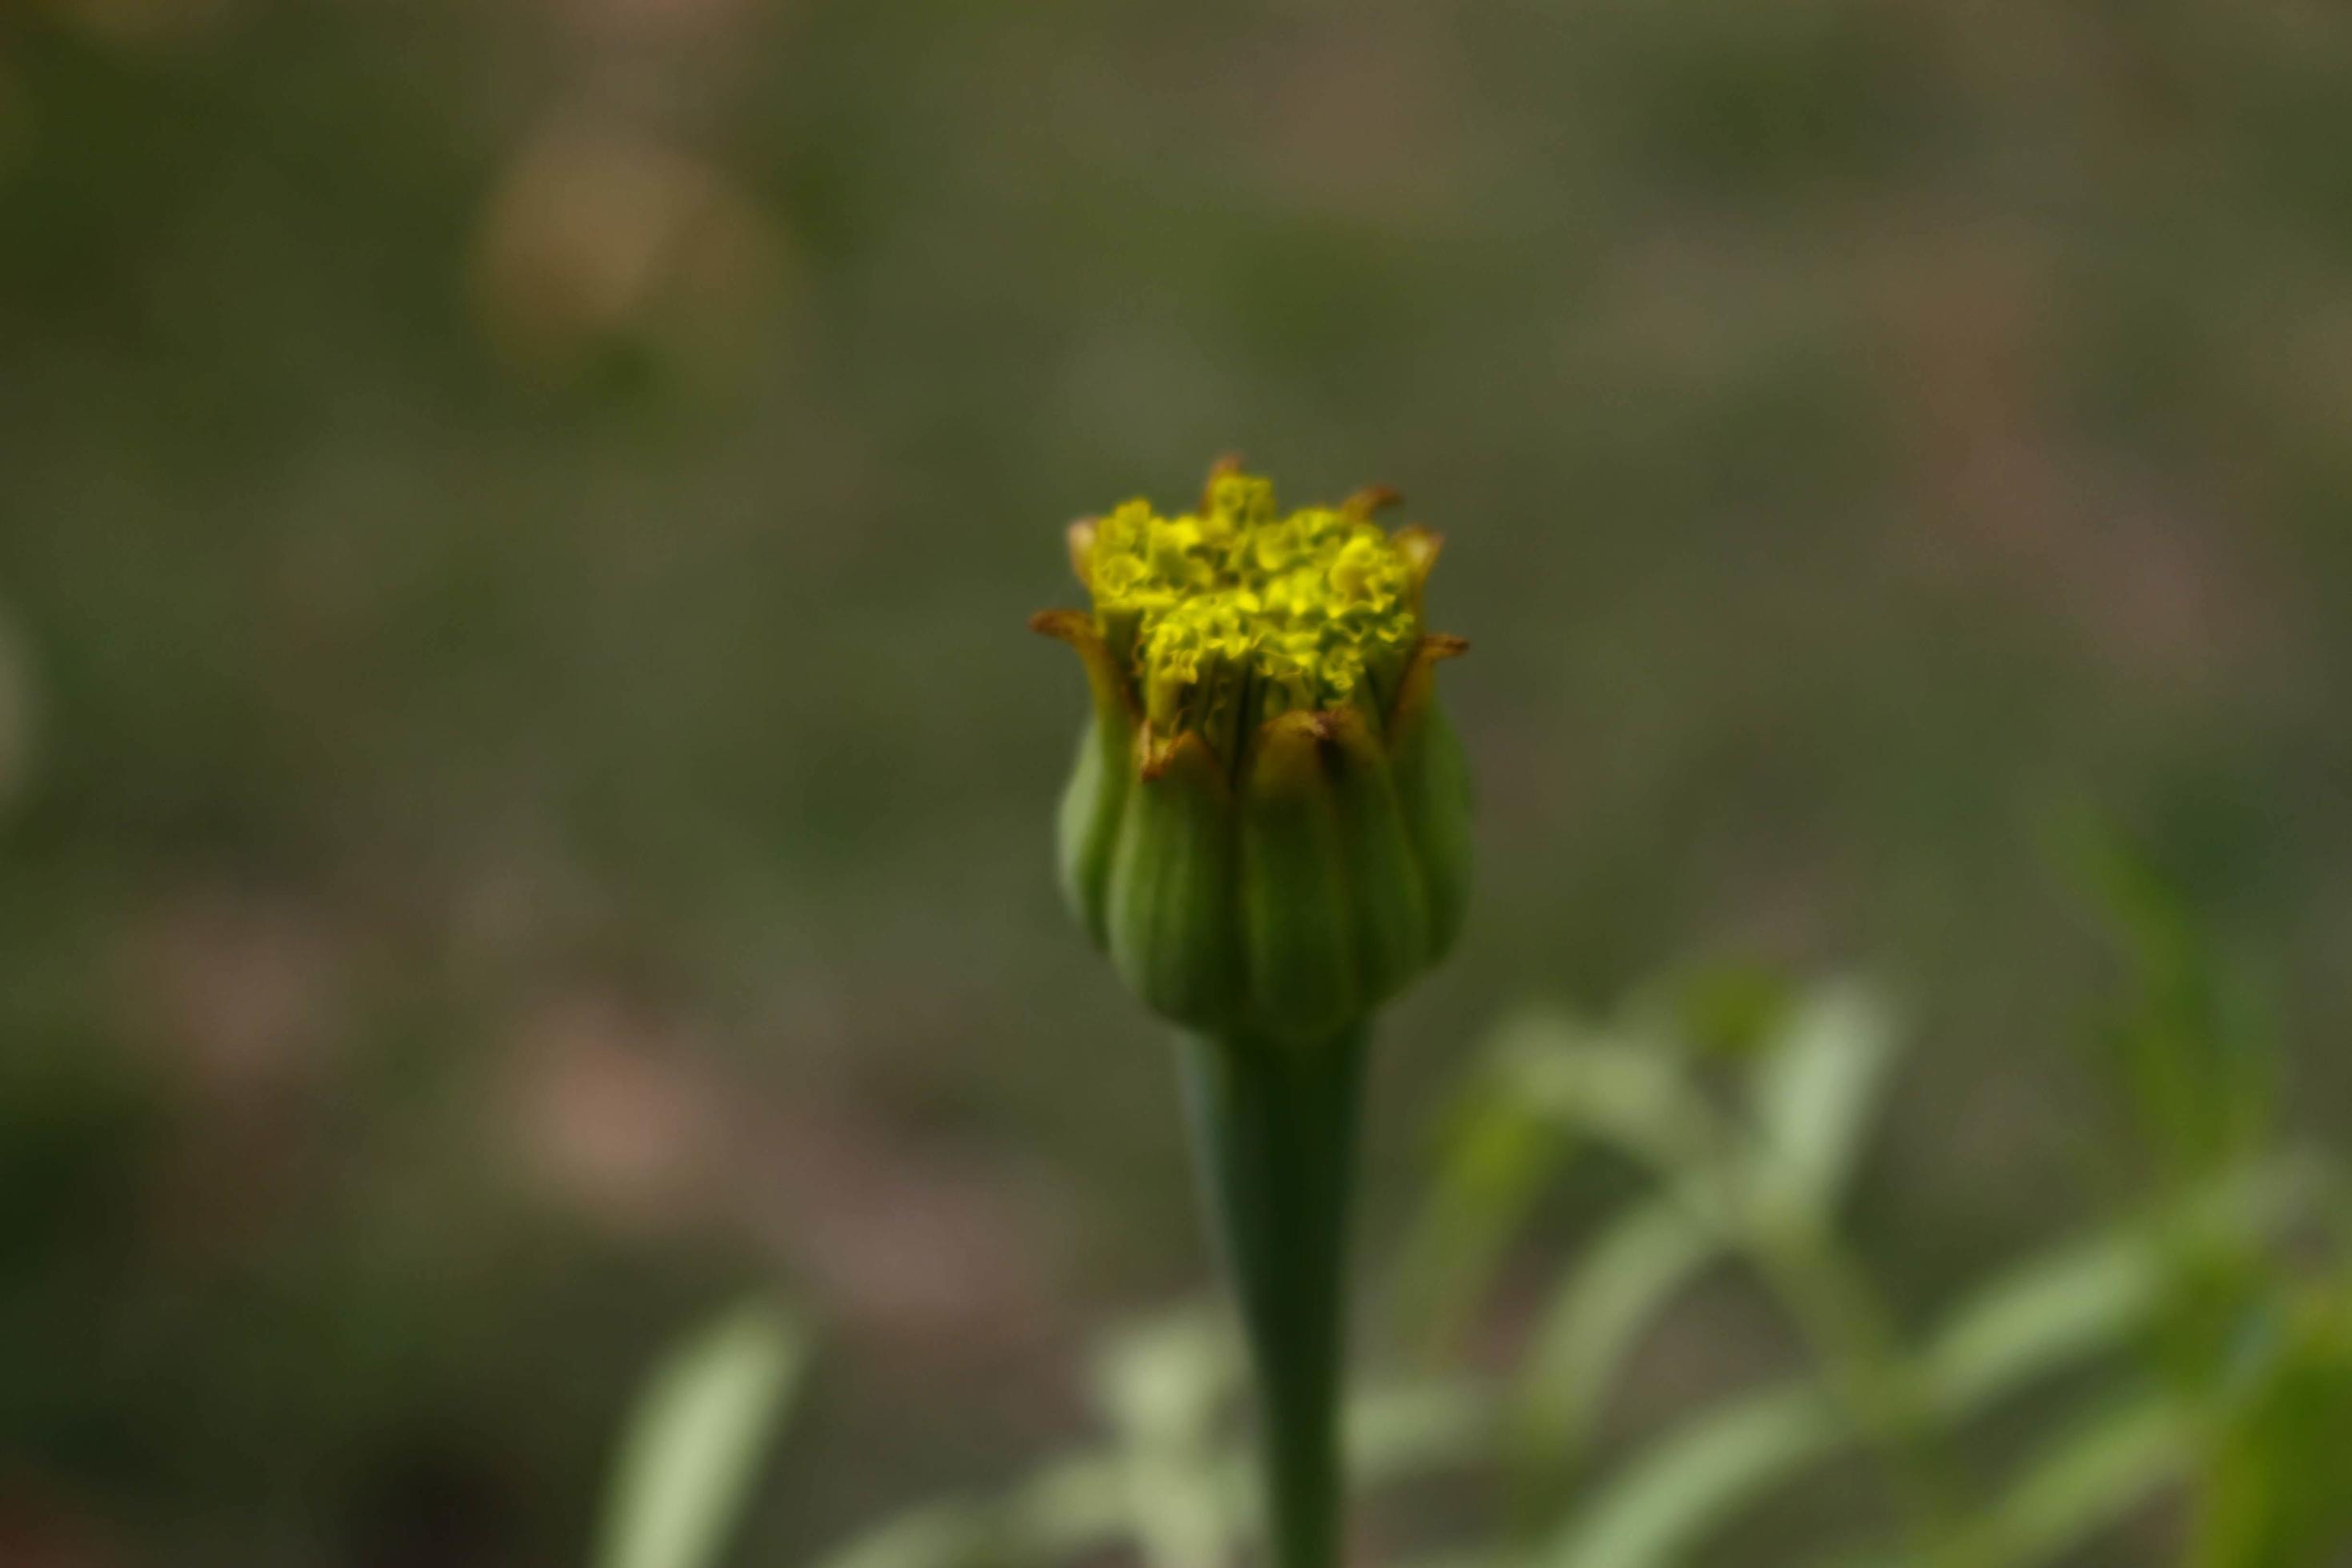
1084,471,1418,732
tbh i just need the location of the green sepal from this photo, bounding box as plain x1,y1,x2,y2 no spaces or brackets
1321,708,1434,1013
1390,701,1473,963
1039,608,1470,1040
1106,733,1240,1030
1037,609,1142,950
1056,712,1130,948
1238,715,1361,1046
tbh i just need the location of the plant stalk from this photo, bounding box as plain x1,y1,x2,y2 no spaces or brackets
1178,1024,1368,1568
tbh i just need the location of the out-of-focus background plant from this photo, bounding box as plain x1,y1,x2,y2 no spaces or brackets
600,882,2349,1568
3,2,2350,1565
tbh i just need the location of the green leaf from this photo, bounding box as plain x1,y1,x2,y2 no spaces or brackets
2191,1286,2352,1568
1392,1060,1572,1359
806,1455,1144,1568
1349,1379,1494,1482
1922,1158,2320,1422
1830,1392,2192,1568
1746,982,1900,1216
1393,1004,1721,1372
1982,1394,2189,1565
1919,1231,2158,1420
1094,1308,1237,1568
1504,986,1895,1518
1010,1455,1140,1559
1490,1021,1724,1179
1538,1160,2322,1568
1544,1384,1840,1568
598,1299,809,1568
1094,1306,1238,1445
807,1502,1004,1568
802,1374,1495,1568
1511,1199,1718,1486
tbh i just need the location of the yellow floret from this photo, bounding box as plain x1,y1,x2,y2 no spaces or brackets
1084,470,1419,730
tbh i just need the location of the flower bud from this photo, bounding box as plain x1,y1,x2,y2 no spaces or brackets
1034,461,1471,1046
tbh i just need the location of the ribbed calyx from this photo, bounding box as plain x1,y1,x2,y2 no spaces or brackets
1033,458,1472,1046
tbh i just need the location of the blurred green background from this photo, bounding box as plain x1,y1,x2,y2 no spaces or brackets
3,0,2350,1563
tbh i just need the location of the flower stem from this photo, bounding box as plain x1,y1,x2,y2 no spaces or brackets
1178,1025,1368,1568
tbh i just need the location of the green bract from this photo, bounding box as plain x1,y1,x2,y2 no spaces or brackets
1034,460,1472,1046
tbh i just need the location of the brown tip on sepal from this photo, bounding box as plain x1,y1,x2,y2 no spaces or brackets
1202,453,1245,508
1394,526,1445,588
1312,702,1382,758
1343,484,1403,517
1245,704,1383,778
1285,709,1347,743
1034,609,1141,722
1383,634,1467,747
1137,726,1230,794
1246,709,1342,796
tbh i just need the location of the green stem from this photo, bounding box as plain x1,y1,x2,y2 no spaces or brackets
1178,1024,1368,1568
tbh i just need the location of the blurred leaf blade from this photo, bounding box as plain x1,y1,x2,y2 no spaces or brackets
1350,1378,1496,1483
1491,1023,1724,1181
1923,1156,2321,1422
1510,1198,1718,1490
1920,1230,2158,1421
2190,1284,2352,1568
1986,1394,2190,1566
1012,1454,1138,1561
803,1370,1494,1568
1393,1025,1579,1358
1093,1307,1237,1568
2049,808,2279,1178
599,1298,810,1568
1545,1383,1840,1568
1746,980,1901,1216
806,1500,1005,1568
1532,1158,2324,1568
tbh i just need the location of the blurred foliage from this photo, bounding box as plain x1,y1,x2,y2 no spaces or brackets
6,0,2352,1563
598,1300,808,1568
2190,1291,2352,1568
780,942,2346,1568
